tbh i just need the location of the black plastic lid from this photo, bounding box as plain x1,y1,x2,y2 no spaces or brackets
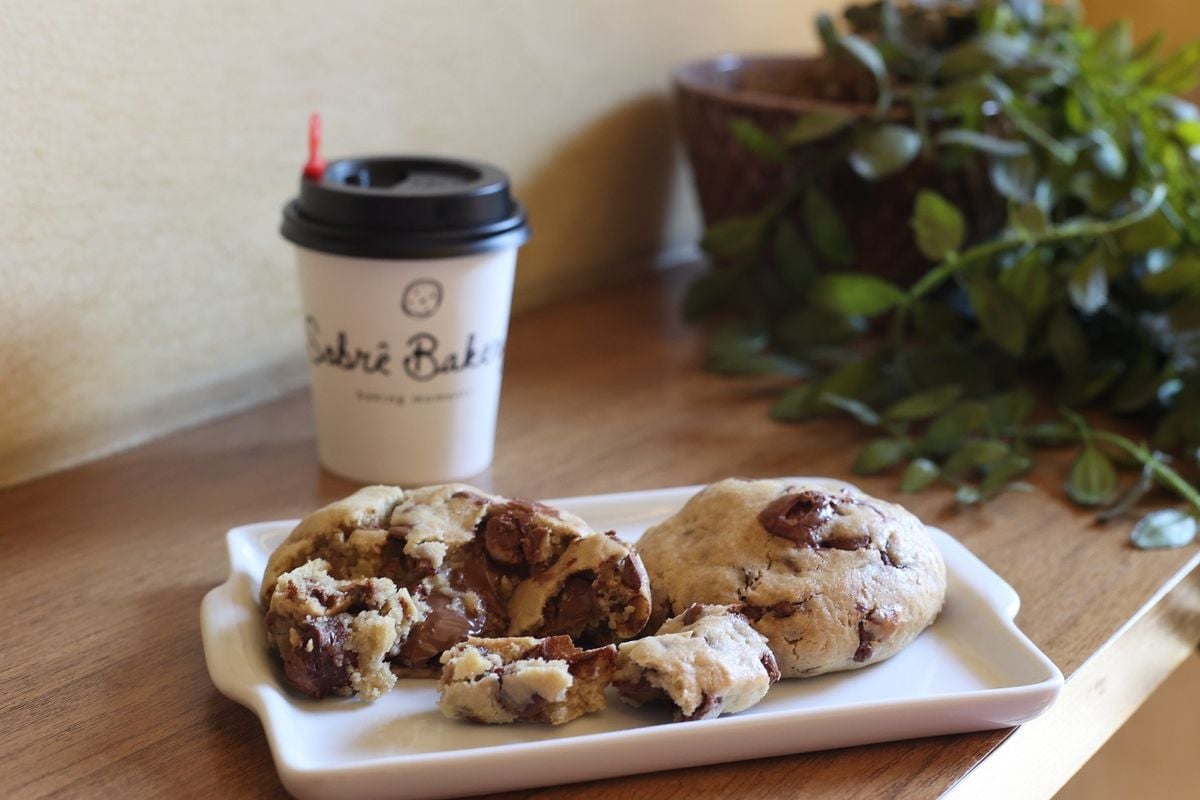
281,156,530,259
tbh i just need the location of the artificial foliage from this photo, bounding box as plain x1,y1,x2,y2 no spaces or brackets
686,0,1200,547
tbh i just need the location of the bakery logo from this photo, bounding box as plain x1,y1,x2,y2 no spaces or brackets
305,315,504,382
401,278,443,319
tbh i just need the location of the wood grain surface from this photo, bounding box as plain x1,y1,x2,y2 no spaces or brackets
2,267,1198,799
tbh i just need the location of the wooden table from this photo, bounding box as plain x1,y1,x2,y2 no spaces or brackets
4,268,1199,799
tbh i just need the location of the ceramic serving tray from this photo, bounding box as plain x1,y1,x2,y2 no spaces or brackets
200,481,1064,800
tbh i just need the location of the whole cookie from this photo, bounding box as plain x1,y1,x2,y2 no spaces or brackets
261,484,652,673
635,478,946,678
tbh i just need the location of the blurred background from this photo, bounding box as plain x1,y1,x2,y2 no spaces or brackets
0,1,1195,795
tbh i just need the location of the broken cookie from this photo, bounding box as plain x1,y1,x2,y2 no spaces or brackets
264,559,426,699
613,604,779,721
260,484,652,677
437,635,617,725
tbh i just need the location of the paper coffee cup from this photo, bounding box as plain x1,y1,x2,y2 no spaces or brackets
281,156,530,484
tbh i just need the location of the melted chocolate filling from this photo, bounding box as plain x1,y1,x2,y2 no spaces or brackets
758,491,871,551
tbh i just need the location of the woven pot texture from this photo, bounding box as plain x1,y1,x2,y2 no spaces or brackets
674,55,1002,287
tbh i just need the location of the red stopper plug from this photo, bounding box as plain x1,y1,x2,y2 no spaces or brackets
303,112,326,181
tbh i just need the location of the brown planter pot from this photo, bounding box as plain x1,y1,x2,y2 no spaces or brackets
674,54,1002,286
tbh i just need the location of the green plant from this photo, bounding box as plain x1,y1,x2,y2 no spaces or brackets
686,0,1200,548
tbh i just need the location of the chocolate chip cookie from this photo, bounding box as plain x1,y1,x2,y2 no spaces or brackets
437,636,617,725
614,604,779,721
264,559,426,699
261,484,652,675
635,478,946,678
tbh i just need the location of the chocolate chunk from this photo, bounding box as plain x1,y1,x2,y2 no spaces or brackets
853,631,874,662
564,644,617,681
681,603,704,625
682,693,722,721
761,652,782,683
613,676,670,706
275,615,353,698
482,507,529,568
758,491,837,546
515,694,549,721
399,593,480,665
377,526,434,586
854,606,900,663
479,501,559,573
738,604,765,622
758,491,873,552
539,575,597,636
619,557,643,590
529,634,580,662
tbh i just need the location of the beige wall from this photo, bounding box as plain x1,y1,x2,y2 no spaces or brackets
0,0,828,487
1084,0,1199,49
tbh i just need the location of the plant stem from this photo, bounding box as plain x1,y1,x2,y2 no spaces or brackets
1091,430,1200,512
906,183,1168,303
888,183,1168,349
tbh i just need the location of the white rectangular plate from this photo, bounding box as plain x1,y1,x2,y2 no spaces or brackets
201,482,1063,800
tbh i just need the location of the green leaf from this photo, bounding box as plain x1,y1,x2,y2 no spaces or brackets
955,485,982,505
1141,255,1200,295
1011,203,1049,240
1027,420,1077,447
682,270,734,321
1149,40,1200,94
814,274,906,316
777,307,864,350
853,438,910,475
771,385,821,422
1095,19,1133,63
1068,256,1109,315
980,455,1034,495
998,253,1051,319
822,394,881,427
1048,307,1088,379
965,279,1027,356
1067,446,1117,506
912,191,966,261
987,389,1036,432
785,109,854,145
705,320,768,373
702,214,765,260
1130,509,1198,549
1111,350,1163,413
837,33,893,118
983,76,1076,164
934,129,1029,158
938,33,1032,78
729,119,788,165
920,401,990,455
1089,130,1126,180
901,458,940,492
849,125,921,180
818,359,880,402
885,385,963,422
802,187,854,265
990,155,1036,201
1118,211,1181,254
943,439,1011,477
773,221,816,293
1174,120,1200,146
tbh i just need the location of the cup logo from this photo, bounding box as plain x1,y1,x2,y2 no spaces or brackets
401,278,444,318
